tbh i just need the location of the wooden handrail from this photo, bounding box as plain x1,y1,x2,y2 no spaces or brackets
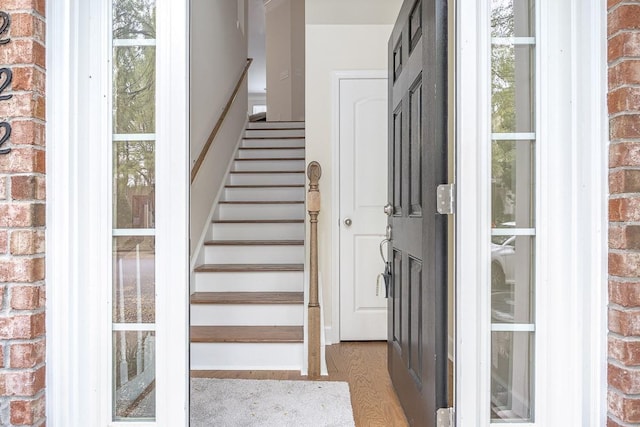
190,58,253,184
307,161,322,378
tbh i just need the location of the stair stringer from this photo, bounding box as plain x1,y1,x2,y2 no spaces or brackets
190,119,248,293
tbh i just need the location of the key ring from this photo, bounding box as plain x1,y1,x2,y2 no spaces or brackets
379,238,390,264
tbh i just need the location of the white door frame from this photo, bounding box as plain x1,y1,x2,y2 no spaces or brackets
330,70,388,344
46,0,189,425
455,0,607,425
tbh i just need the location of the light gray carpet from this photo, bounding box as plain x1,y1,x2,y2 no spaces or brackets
190,378,355,427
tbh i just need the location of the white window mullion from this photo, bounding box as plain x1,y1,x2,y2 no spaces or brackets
113,39,157,47
153,0,189,425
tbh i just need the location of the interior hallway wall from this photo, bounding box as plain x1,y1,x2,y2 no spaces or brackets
265,0,305,121
190,0,248,257
305,0,402,342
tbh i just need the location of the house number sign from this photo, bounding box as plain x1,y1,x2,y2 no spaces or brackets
0,11,12,155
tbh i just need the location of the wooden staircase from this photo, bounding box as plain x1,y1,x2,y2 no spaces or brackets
190,121,307,371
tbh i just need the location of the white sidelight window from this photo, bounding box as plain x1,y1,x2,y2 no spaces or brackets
47,0,188,424
111,0,157,420
456,0,607,425
489,0,536,421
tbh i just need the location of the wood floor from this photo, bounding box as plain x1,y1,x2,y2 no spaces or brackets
191,341,409,426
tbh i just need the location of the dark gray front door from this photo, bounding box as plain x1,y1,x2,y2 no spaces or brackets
387,0,448,425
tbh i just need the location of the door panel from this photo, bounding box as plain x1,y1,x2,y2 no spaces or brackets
387,0,448,425
339,77,388,341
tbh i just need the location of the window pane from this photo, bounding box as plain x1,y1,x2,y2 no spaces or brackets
113,141,155,229
491,0,535,423
113,331,156,420
491,44,535,134
491,140,535,228
113,46,156,134
491,332,534,422
113,237,155,323
113,0,156,39
112,0,156,422
491,236,534,324
491,0,535,38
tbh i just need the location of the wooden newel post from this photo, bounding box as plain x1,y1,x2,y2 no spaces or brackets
307,161,322,378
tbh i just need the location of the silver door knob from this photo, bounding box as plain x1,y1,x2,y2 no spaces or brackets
344,218,352,226
384,203,393,216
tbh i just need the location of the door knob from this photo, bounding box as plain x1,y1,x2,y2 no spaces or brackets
384,203,393,216
344,218,352,226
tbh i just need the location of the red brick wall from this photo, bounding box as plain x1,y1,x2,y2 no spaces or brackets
0,0,45,426
609,1,640,425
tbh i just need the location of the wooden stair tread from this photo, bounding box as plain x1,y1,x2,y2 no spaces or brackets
243,136,304,140
247,127,305,131
205,240,304,246
230,170,305,174
212,219,304,224
191,291,303,305
195,263,304,272
234,157,305,161
191,326,304,343
225,184,304,188
219,200,304,204
239,147,305,150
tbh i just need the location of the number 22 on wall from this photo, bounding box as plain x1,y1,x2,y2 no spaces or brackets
0,11,12,154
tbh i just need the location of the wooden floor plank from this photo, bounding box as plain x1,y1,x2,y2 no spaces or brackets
191,342,409,427
190,291,303,305
190,326,303,343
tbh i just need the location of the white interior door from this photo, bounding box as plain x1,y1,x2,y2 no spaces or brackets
338,75,388,341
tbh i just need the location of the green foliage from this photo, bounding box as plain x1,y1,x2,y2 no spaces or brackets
112,0,156,229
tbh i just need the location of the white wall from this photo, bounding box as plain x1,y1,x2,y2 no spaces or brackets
305,0,402,341
266,0,292,121
291,0,305,121
190,0,248,256
248,0,267,101
266,0,305,121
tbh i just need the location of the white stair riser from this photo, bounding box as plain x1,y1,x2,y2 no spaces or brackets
241,138,305,148
204,245,304,264
195,271,303,292
210,222,304,240
244,129,305,138
223,187,304,202
229,173,305,186
190,304,303,326
233,159,305,172
237,148,305,159
215,204,304,220
247,121,305,129
190,342,303,370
